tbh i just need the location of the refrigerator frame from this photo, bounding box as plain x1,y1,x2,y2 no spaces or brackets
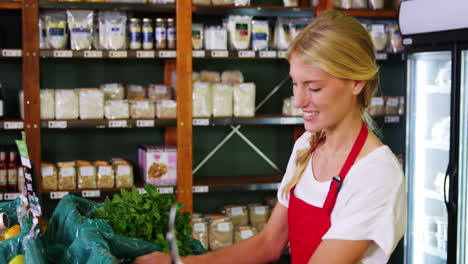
404,45,459,264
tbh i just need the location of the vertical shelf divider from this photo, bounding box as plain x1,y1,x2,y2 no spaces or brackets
22,0,42,194
176,0,193,212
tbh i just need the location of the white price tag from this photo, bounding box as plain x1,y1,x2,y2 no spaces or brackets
0,194,3,201
277,51,287,58
193,186,209,193
384,116,400,123
211,50,228,58
238,50,255,58
84,50,103,58
157,187,173,194
109,51,127,58
194,223,206,232
217,222,230,232
136,50,155,58
259,51,277,58
240,230,253,239
403,38,413,45
82,190,101,198
158,50,176,58
138,188,147,194
117,165,131,175
192,50,206,58
231,207,244,216
376,53,388,60
80,167,94,177
255,206,266,215
280,118,297,125
61,167,75,177
53,50,72,58
193,119,209,126
42,167,54,177
387,98,399,106
371,97,384,106
136,120,155,127
98,166,112,176
50,192,69,199
108,120,127,128
4,121,24,130
48,121,67,129
2,49,22,57
4,193,20,201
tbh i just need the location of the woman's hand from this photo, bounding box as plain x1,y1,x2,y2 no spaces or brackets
134,251,172,264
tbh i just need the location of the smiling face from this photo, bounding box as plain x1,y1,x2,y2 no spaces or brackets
289,53,365,133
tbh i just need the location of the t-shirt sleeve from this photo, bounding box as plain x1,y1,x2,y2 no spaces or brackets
322,160,407,258
277,132,310,208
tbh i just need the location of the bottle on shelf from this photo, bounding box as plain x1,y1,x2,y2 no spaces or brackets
7,151,18,192
0,150,7,191
0,83,4,120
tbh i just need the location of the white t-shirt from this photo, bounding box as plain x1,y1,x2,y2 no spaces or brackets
277,132,406,264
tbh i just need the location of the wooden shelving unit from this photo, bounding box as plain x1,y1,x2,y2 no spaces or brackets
0,1,22,10
7,0,402,216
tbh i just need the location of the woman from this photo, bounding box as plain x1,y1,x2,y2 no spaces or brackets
135,10,406,264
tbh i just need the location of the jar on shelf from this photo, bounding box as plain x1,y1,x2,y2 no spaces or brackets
166,18,176,50
129,18,142,50
142,18,154,50
155,18,167,49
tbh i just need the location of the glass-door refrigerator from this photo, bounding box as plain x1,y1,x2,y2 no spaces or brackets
399,1,468,263
406,50,452,264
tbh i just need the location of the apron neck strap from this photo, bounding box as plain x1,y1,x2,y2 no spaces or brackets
323,121,368,212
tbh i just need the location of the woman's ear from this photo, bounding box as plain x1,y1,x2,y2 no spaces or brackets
351,80,367,95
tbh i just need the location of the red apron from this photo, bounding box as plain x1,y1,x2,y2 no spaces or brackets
288,122,368,264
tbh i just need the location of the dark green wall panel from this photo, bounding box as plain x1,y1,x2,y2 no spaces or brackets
0,60,22,119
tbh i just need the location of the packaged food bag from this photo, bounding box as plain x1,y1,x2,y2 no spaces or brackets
233,83,255,117
212,83,233,117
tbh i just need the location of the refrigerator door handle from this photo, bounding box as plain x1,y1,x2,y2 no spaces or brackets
444,168,450,209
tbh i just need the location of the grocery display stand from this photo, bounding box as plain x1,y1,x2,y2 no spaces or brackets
0,0,403,215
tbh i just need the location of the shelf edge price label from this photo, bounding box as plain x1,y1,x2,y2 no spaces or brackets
136,120,155,127
84,50,103,58
53,50,73,58
376,53,388,60
136,50,155,58
238,50,255,58
193,118,209,126
4,121,24,130
193,186,209,193
192,50,206,58
280,117,298,125
4,193,20,201
259,51,277,58
211,50,228,58
157,187,173,194
50,192,69,200
403,38,412,46
0,194,3,201
277,51,287,58
109,51,127,58
2,49,22,57
384,116,400,123
108,120,128,128
48,120,67,129
82,190,101,198
158,50,176,58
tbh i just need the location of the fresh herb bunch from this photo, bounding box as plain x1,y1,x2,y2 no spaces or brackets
95,184,193,256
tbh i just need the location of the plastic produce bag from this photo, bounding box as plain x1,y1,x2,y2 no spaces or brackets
193,82,212,118
55,89,79,120
99,12,127,50
40,89,55,120
44,11,68,49
105,100,130,119
67,10,94,50
156,100,177,119
227,16,252,50
251,20,269,51
79,89,104,119
274,18,292,50
0,198,47,264
233,83,255,117
44,194,205,264
212,83,233,117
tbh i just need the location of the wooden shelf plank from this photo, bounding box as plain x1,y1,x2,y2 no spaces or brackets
335,9,397,18
193,4,314,17
39,1,175,12
0,1,22,10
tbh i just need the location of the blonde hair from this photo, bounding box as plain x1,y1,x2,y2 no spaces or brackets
282,11,379,196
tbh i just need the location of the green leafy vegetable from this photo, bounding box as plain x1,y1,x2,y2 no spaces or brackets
95,184,193,256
